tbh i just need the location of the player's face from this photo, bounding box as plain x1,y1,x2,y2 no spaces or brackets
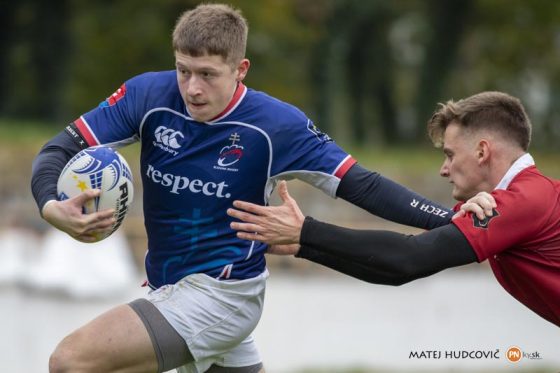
439,122,485,201
175,51,249,122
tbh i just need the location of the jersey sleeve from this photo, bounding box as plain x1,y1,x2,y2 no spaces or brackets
452,188,548,261
72,77,143,148
269,115,355,198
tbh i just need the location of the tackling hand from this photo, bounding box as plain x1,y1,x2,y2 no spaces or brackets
227,181,304,245
452,191,497,220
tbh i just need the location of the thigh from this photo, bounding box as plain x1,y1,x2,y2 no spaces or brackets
56,304,158,372
129,298,193,371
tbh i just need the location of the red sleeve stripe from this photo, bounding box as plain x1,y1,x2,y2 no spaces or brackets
74,116,100,146
334,155,357,179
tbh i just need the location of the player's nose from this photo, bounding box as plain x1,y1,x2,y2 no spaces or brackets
439,163,449,177
186,76,203,97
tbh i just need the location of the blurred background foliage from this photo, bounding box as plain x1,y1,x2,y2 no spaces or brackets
1,0,560,149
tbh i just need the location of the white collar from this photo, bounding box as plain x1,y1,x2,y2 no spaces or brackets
494,153,535,190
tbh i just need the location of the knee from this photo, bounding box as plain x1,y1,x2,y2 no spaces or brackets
49,342,69,373
49,334,90,373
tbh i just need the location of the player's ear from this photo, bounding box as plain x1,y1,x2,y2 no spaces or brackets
477,139,491,164
235,58,250,81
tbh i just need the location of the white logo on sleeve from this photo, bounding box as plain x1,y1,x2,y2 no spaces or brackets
154,126,184,156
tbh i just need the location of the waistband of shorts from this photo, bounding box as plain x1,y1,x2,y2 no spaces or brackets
181,268,269,291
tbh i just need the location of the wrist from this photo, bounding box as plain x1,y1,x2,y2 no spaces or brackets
299,216,315,245
41,199,57,218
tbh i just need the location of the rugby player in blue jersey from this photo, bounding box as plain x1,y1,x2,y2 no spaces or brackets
32,4,459,373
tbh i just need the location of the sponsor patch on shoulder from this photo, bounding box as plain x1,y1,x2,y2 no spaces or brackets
472,208,499,229
307,120,332,142
99,83,127,108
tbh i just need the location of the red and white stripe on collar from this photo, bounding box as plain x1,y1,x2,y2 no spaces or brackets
208,82,247,123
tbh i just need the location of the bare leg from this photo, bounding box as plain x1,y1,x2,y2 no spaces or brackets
49,304,159,373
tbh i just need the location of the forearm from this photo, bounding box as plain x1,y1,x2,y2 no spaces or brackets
297,217,477,285
337,164,452,230
296,246,432,285
31,125,88,213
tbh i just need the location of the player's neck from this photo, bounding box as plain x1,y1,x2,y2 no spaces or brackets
210,82,245,121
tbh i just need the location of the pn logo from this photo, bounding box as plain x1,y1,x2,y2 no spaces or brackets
506,346,543,363
506,346,522,363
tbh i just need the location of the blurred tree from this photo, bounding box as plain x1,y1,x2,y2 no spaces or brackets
446,0,560,149
0,1,17,114
62,0,197,118
0,0,70,120
413,0,473,142
1,0,559,149
344,1,397,144
305,0,560,148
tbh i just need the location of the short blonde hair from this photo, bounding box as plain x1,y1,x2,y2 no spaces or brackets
427,91,532,150
172,3,248,67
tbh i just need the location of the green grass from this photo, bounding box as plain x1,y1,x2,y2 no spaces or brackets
0,118,59,144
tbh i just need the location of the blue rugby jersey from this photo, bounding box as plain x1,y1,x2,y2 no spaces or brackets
73,71,356,288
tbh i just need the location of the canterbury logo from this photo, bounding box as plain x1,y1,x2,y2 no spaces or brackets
153,126,184,156
154,126,184,149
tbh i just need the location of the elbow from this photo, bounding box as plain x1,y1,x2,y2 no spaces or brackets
383,276,415,287
378,259,425,286
359,270,416,287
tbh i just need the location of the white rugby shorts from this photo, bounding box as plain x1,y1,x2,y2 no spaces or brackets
147,269,269,373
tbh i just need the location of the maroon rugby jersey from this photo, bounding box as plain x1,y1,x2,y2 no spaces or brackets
453,160,560,327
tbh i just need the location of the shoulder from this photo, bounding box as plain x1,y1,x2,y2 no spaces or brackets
501,166,558,203
492,166,558,221
126,70,177,92
121,70,181,109
244,89,309,125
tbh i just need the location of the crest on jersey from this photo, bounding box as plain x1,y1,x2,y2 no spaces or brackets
472,208,500,229
215,133,244,170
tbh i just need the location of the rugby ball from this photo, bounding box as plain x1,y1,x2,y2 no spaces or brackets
57,146,134,242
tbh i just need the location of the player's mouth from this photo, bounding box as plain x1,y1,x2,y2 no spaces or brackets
189,102,207,109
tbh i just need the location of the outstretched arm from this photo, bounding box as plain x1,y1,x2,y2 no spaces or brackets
295,218,477,285
228,181,480,285
228,180,494,245
337,164,456,230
